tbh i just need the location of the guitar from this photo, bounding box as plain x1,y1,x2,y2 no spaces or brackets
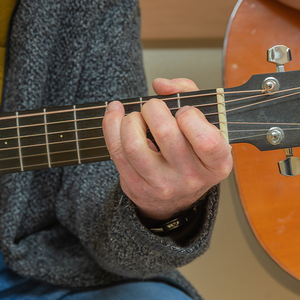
0,68,299,175
224,0,300,280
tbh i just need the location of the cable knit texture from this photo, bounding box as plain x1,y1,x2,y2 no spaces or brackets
0,1,220,299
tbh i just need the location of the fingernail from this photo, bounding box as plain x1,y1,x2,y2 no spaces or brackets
106,101,122,113
175,106,191,118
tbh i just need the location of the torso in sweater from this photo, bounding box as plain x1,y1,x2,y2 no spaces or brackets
0,0,18,105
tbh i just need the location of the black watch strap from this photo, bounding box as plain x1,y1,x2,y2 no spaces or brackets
149,205,199,234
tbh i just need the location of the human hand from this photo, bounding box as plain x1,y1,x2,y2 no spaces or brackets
103,78,233,220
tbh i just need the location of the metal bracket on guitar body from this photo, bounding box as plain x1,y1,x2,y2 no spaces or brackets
266,45,300,176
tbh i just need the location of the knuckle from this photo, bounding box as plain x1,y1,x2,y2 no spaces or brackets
155,123,176,142
219,156,233,178
123,111,141,125
208,153,233,180
154,180,176,201
122,138,143,158
108,140,124,162
197,131,223,154
181,169,205,192
186,177,202,192
121,113,145,158
159,187,174,201
177,108,197,126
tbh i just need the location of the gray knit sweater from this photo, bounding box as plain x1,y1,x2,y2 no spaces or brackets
0,1,220,299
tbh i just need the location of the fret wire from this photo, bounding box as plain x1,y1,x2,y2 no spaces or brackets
16,112,24,171
140,97,143,110
177,93,181,108
73,105,81,164
43,109,51,168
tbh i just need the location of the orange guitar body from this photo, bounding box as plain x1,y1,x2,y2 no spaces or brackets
224,0,300,279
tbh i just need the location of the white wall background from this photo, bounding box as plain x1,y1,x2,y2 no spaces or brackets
143,48,300,300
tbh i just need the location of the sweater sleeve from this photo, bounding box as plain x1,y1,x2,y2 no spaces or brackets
55,162,220,279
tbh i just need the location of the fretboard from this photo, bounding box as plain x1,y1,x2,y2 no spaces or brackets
0,90,220,175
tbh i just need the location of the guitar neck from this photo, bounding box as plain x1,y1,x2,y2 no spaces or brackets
0,89,222,175
2,68,300,176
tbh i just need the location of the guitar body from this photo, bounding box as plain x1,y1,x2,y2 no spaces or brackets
224,0,300,280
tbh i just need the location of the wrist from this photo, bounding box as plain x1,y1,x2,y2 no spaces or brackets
136,191,209,221
136,192,208,235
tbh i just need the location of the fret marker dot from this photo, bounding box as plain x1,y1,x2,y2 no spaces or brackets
4,142,7,145
60,135,63,138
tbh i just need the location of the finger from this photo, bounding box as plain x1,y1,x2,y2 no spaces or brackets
102,101,125,162
141,98,193,166
121,111,164,180
102,101,141,181
152,78,199,95
176,106,233,177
